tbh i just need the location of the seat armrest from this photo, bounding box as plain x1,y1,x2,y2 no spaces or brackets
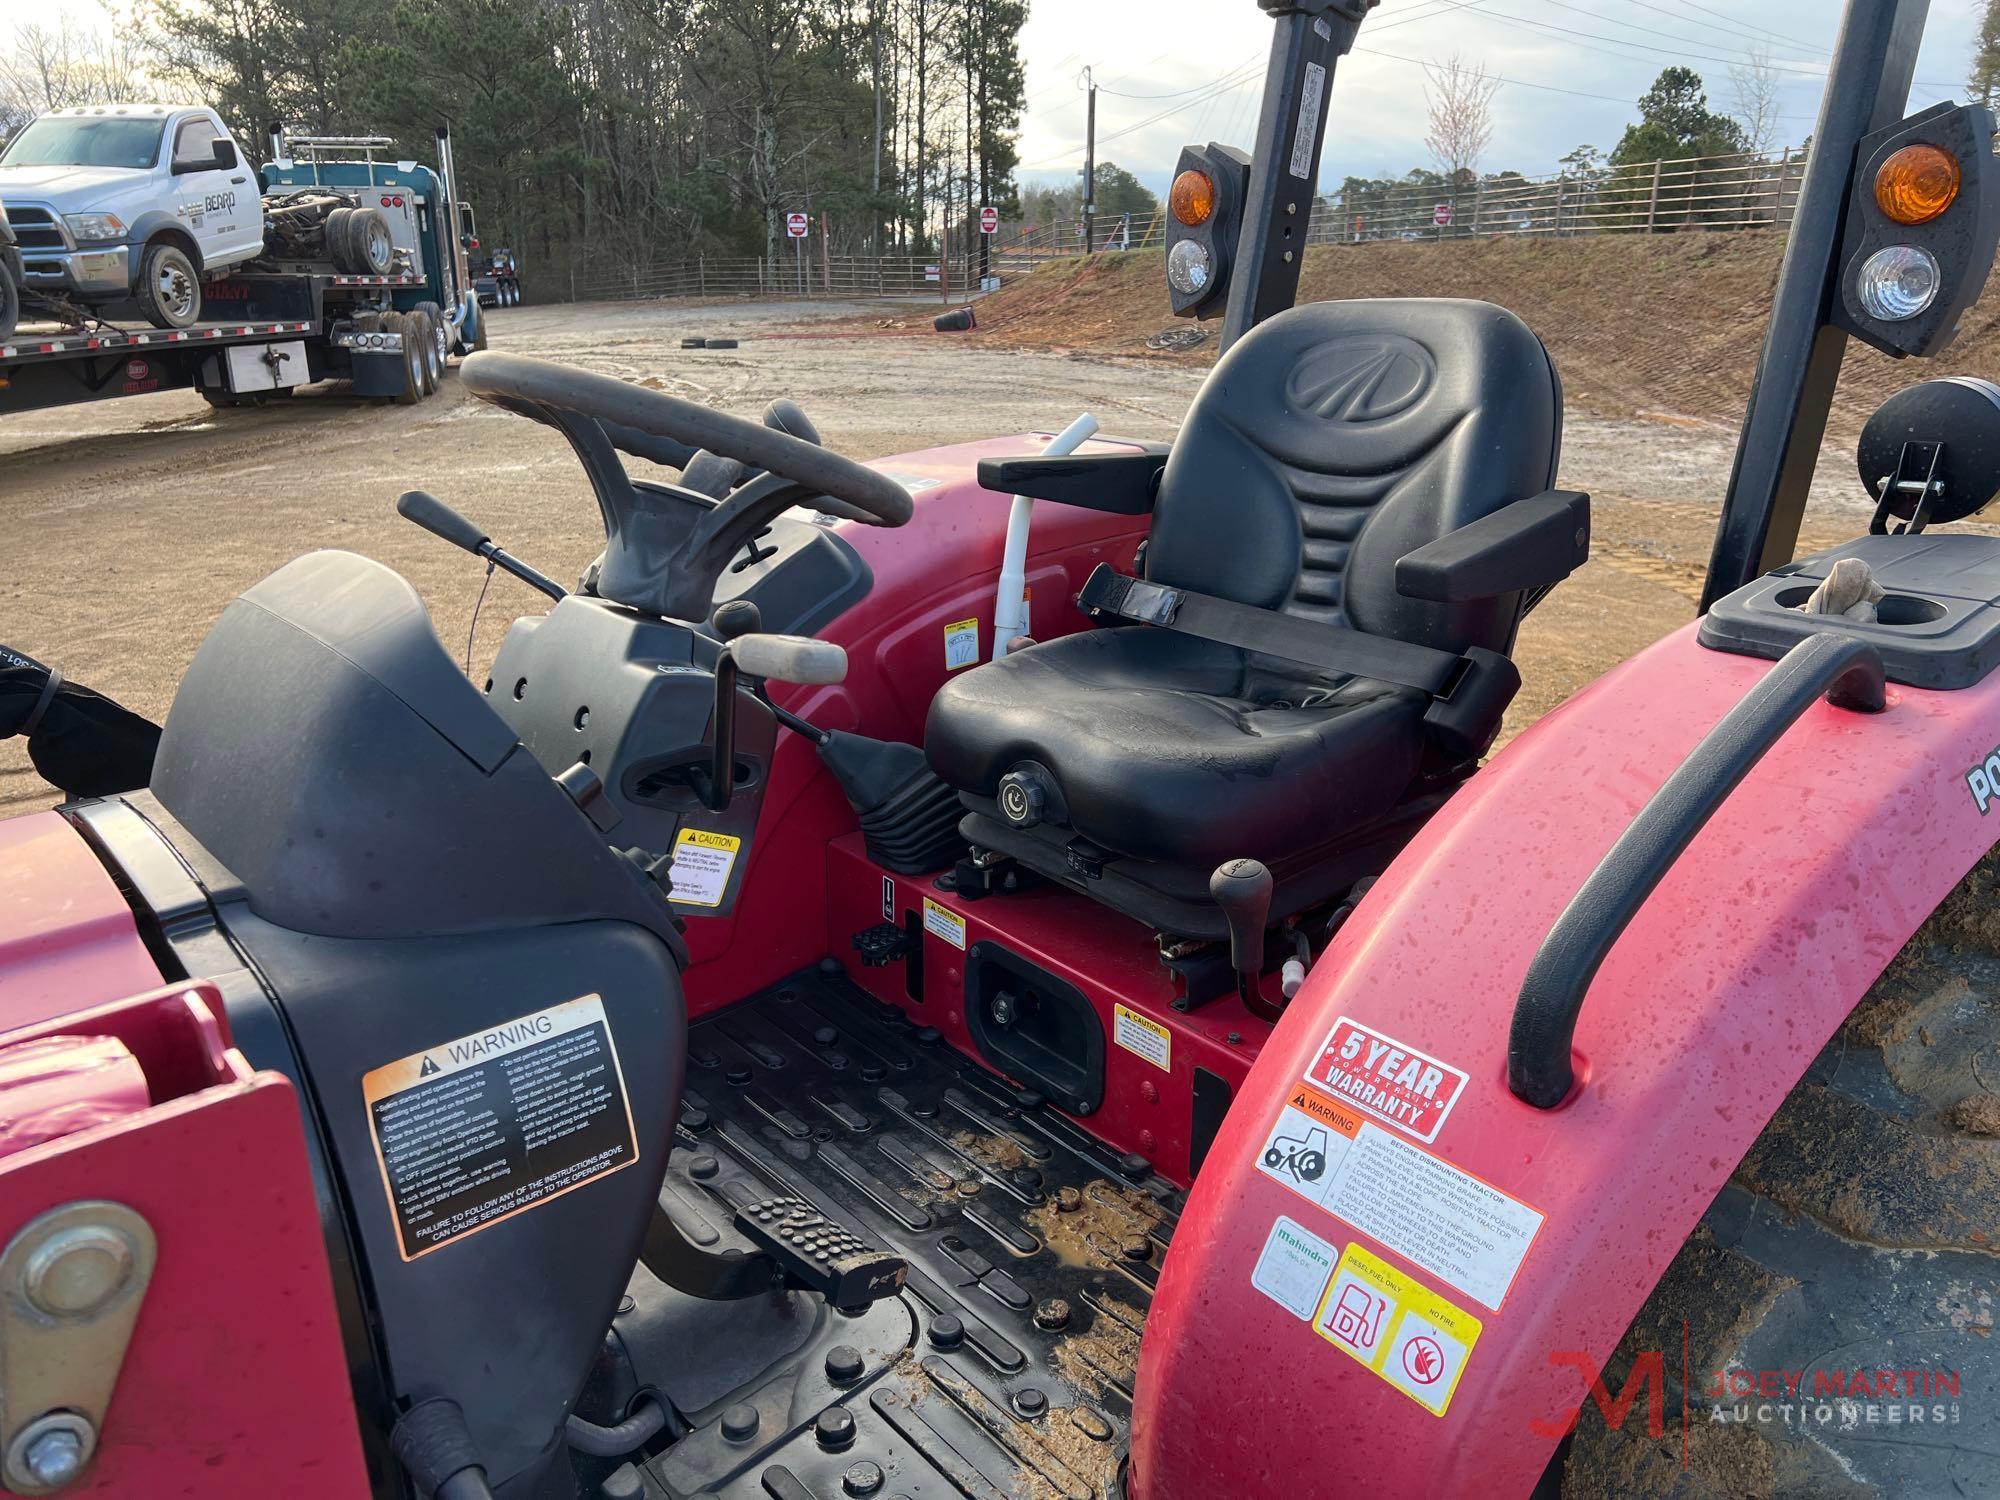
975,450,1166,515
1395,490,1591,603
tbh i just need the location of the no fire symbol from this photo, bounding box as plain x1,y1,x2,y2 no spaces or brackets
1402,1336,1445,1385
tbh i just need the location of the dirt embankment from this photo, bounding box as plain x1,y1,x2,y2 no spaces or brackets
878,234,2000,439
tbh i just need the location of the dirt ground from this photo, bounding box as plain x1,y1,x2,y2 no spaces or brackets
0,285,1925,818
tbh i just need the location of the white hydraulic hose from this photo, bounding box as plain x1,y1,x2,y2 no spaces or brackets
993,412,1100,659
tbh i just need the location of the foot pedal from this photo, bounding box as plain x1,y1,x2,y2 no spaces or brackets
735,1196,906,1311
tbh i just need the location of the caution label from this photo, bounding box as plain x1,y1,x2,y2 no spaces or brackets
1303,1016,1467,1143
668,828,741,908
362,994,640,1261
1313,1242,1483,1416
922,897,966,949
1112,1003,1171,1071
1254,1083,1542,1310
944,617,980,670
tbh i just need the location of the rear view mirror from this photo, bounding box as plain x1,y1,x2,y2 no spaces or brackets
1857,376,2000,532
211,138,235,170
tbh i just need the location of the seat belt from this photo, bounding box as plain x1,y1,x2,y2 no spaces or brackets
1076,565,1463,695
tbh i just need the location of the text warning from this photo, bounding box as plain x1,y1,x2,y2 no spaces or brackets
362,994,640,1261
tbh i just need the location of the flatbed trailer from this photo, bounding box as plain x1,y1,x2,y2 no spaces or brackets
0,271,439,415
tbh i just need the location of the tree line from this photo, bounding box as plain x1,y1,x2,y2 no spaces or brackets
1,0,1029,281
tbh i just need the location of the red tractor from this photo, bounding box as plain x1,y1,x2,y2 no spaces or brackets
2,1,1998,1495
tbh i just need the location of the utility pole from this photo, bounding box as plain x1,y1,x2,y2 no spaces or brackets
1082,66,1097,255
871,3,884,255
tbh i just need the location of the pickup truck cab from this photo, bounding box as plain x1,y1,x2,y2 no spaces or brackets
0,103,263,328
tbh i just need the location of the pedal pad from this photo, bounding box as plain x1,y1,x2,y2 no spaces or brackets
734,1196,906,1310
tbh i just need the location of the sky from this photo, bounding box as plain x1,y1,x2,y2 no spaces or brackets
1014,0,1986,195
25,0,1990,196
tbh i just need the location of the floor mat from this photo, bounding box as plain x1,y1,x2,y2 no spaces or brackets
638,963,1183,1499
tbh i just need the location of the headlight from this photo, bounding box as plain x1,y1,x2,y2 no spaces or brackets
63,212,127,243
1167,239,1212,296
1856,245,1941,321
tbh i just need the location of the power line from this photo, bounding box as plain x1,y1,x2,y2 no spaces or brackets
1524,0,1820,66
1646,0,1831,55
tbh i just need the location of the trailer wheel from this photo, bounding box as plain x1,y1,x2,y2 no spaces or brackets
1559,847,2000,1497
412,299,449,375
0,263,18,343
409,310,440,395
388,313,425,405
135,241,201,329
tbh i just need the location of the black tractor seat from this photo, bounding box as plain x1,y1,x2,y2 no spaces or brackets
924,297,1587,939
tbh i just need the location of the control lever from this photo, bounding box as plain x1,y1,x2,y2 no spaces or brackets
1210,858,1279,1021
698,630,847,813
396,490,567,602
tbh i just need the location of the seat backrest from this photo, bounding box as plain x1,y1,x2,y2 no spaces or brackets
1145,298,1562,657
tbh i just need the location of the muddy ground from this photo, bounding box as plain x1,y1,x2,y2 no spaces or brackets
0,293,1918,818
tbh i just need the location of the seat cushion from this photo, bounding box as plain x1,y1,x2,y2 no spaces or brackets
925,627,1428,869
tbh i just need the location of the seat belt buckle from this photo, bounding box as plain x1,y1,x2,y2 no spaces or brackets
1118,578,1182,626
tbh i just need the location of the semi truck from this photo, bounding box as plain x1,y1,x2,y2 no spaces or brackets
0,120,486,415
459,202,523,307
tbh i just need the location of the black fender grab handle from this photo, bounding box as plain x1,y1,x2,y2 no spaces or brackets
1507,632,1886,1109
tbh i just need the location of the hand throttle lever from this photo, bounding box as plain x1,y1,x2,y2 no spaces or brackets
397,490,567,602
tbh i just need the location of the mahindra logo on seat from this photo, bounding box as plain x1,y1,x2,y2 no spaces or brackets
1288,336,1435,422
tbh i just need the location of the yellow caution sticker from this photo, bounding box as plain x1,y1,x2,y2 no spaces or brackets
1311,1241,1483,1416
922,897,967,949
669,828,741,907
1113,1003,1172,1071
944,617,981,670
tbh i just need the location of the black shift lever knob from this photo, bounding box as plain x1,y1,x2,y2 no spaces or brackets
1210,858,1273,982
710,599,763,640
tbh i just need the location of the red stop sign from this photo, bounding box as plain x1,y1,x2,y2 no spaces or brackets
979,205,998,235
1433,202,1453,226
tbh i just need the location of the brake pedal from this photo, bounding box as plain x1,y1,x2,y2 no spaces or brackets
735,1196,906,1311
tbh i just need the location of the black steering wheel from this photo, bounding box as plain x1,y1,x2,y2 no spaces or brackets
461,351,912,621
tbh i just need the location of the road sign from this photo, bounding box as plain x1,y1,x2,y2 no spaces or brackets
979,205,998,235
786,212,809,238
1433,202,1453,227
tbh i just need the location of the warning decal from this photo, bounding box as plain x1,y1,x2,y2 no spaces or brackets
1112,1003,1172,1071
668,828,741,908
922,897,967,949
1303,1015,1468,1143
1254,1083,1543,1310
362,994,640,1261
944,617,981,670
1313,1241,1483,1417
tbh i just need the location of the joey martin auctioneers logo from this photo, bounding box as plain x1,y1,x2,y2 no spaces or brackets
1532,1329,1963,1457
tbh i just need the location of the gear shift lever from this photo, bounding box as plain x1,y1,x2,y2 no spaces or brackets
1210,858,1275,1017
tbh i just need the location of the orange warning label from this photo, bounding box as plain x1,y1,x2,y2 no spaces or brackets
1285,1083,1364,1137
362,994,639,1260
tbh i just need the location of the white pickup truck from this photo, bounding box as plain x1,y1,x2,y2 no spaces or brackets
0,103,265,328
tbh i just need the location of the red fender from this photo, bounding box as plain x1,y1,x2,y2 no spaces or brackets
1129,622,2000,1496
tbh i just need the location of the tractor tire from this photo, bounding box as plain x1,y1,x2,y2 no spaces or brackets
511,280,525,307
324,207,354,271
1557,848,2000,1498
135,241,201,329
349,209,395,275
412,299,449,376
387,313,425,405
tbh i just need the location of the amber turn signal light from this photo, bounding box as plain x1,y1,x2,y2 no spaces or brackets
1875,143,1960,225
1170,169,1217,227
